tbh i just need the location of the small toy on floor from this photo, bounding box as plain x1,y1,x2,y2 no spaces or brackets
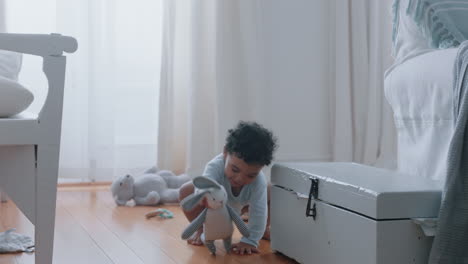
145,208,174,219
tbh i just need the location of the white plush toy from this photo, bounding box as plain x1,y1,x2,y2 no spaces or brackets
111,166,191,206
181,176,250,255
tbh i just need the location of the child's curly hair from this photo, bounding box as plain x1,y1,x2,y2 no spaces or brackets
225,121,278,166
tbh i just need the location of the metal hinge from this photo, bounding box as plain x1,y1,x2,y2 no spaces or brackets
306,178,319,219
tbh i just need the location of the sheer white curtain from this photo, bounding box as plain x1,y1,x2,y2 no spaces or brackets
329,0,397,168
158,0,267,175
158,0,397,174
5,0,163,181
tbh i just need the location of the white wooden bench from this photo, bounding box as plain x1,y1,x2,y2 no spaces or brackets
0,33,77,264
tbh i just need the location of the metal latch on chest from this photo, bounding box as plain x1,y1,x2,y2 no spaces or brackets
306,178,319,220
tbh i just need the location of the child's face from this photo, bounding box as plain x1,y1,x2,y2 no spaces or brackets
223,151,263,188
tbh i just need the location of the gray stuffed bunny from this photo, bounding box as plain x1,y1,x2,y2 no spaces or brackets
180,176,250,255
111,166,191,206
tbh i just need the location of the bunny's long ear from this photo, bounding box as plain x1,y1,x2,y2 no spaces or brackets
181,190,209,211
193,176,220,189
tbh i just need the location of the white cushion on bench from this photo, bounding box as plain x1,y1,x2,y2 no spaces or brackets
0,50,22,81
0,76,33,118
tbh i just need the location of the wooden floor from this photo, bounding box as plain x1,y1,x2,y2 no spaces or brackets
0,185,296,264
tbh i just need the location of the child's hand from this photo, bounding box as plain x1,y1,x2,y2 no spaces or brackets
231,242,259,255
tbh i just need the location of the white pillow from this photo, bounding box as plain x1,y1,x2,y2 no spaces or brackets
0,76,34,117
392,0,433,64
0,50,22,81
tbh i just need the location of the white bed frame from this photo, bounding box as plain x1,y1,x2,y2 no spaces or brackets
0,33,77,264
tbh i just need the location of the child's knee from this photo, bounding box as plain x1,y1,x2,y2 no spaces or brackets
178,181,195,203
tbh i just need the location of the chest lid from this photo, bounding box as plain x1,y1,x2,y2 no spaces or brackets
271,162,442,220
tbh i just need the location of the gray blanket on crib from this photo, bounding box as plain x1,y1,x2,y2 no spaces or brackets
429,41,468,263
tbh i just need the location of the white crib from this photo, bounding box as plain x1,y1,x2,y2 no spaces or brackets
0,33,77,264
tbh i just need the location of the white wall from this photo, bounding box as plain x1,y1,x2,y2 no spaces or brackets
261,0,331,162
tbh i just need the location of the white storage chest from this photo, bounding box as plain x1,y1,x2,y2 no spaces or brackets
270,162,442,264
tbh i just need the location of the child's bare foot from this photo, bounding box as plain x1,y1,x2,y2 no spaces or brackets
262,226,270,241
187,228,204,246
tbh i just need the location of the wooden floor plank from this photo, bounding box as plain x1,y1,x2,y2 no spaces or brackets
56,194,145,264
92,187,293,264
0,198,114,264
52,203,115,264
0,185,296,264
0,200,34,264
58,189,176,264
86,189,237,264
0,254,18,264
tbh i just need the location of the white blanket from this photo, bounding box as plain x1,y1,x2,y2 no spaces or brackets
385,48,458,180
0,228,34,253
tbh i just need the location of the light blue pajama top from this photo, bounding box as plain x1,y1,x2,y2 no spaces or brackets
203,154,268,247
